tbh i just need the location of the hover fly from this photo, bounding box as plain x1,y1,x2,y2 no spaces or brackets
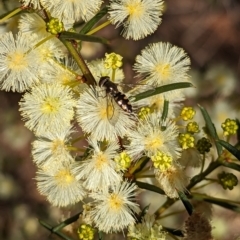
98,76,133,114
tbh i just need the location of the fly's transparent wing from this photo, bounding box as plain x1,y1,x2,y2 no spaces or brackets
119,82,155,97
105,95,120,126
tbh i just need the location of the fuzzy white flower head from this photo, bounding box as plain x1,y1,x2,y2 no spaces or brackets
108,0,164,40
126,113,181,160
31,33,65,63
155,163,189,198
40,57,83,89
19,83,76,135
90,181,140,233
128,213,167,240
41,0,103,23
36,162,86,207
76,86,135,141
0,32,39,92
134,42,191,86
18,13,48,35
72,138,122,191
32,127,74,166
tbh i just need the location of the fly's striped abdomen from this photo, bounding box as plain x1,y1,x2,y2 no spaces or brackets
99,76,133,114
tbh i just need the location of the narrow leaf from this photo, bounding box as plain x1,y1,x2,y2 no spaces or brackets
178,191,193,216
191,193,240,213
133,82,193,102
221,161,240,172
59,31,109,44
39,220,75,240
161,99,169,122
218,140,240,160
198,105,222,156
136,181,165,195
80,7,108,34
98,231,104,240
53,212,81,232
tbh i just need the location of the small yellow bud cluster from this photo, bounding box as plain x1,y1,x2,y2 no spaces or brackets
138,107,151,119
151,151,173,171
104,53,123,70
46,18,64,35
186,121,199,134
178,133,195,149
77,224,95,240
180,107,195,121
115,151,131,171
218,171,238,190
221,118,238,136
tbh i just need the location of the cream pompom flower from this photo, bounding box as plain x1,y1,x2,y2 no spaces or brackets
36,162,86,207
76,86,135,141
19,83,76,135
72,138,122,191
32,127,74,166
89,181,140,233
18,13,48,35
126,113,181,160
134,42,191,86
0,32,39,92
108,0,164,40
41,0,103,23
155,163,189,198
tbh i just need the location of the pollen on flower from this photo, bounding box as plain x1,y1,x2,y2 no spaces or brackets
155,63,171,80
95,153,108,170
51,139,65,153
109,193,123,211
138,107,151,119
40,97,61,113
55,169,75,185
145,134,163,152
7,52,28,70
126,2,144,17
